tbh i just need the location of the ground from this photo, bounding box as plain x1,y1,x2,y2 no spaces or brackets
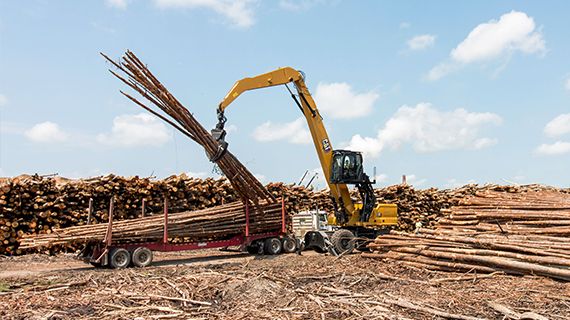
1,250,569,319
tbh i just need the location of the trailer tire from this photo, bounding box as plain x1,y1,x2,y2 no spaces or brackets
264,238,282,255
131,247,153,268
331,229,355,255
281,237,297,253
246,245,259,255
109,248,131,269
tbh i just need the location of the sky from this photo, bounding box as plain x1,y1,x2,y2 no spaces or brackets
1,1,570,189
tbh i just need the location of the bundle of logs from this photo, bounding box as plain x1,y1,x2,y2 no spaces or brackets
19,200,283,249
365,188,570,281
101,50,273,204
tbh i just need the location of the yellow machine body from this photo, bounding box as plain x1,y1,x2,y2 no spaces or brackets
217,67,397,230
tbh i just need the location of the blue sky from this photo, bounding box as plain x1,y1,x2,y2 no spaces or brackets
1,1,570,189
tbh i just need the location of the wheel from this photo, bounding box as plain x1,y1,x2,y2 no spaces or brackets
264,238,282,255
281,237,297,253
131,247,153,268
109,248,131,269
331,229,355,255
246,245,259,254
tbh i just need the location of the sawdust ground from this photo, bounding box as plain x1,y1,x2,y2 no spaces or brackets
0,250,569,319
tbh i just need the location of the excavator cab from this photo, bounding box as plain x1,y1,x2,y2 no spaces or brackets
330,150,365,184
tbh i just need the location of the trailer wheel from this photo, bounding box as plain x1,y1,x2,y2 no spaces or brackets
109,248,131,269
246,245,258,254
264,238,282,255
131,247,153,267
331,229,355,255
281,237,297,253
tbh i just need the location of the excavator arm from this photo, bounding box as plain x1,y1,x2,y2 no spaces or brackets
215,67,396,228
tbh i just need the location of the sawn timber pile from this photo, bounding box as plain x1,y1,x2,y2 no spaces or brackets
365,188,570,281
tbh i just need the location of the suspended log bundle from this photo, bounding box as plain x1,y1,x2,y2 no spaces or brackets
19,201,283,249
101,50,273,205
365,188,570,281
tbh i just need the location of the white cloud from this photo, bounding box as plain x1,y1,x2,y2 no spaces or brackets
407,34,436,51
345,103,502,158
544,114,570,137
535,141,570,156
426,63,459,81
428,11,545,80
154,0,257,28
0,94,7,107
97,113,171,147
279,0,326,11
399,22,411,29
565,76,570,91
25,122,68,143
314,82,379,119
252,117,311,144
451,11,544,63
105,0,129,9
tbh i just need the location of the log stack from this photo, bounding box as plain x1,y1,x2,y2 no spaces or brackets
4,173,570,256
19,201,283,249
0,174,242,254
365,188,570,281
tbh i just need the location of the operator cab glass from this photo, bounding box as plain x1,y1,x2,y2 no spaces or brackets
330,150,365,184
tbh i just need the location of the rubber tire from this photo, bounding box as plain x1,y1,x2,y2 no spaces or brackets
264,238,282,255
246,245,259,255
131,247,153,268
331,229,355,255
109,248,131,269
281,237,297,253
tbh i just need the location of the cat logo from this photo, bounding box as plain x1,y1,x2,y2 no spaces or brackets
322,138,331,152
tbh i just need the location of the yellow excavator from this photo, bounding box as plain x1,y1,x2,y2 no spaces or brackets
211,67,397,254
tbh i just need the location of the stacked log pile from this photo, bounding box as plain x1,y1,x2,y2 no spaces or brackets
19,201,283,249
0,174,241,254
365,188,570,281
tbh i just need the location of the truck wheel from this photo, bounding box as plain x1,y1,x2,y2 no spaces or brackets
264,238,282,255
109,248,131,269
281,237,297,253
246,245,259,254
131,247,153,267
331,229,355,255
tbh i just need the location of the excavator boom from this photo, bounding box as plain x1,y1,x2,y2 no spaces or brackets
215,67,397,231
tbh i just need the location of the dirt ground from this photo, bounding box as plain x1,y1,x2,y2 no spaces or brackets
1,250,569,320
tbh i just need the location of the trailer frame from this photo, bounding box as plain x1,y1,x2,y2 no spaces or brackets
81,197,292,268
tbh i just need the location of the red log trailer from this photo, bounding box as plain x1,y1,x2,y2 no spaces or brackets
79,198,298,269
